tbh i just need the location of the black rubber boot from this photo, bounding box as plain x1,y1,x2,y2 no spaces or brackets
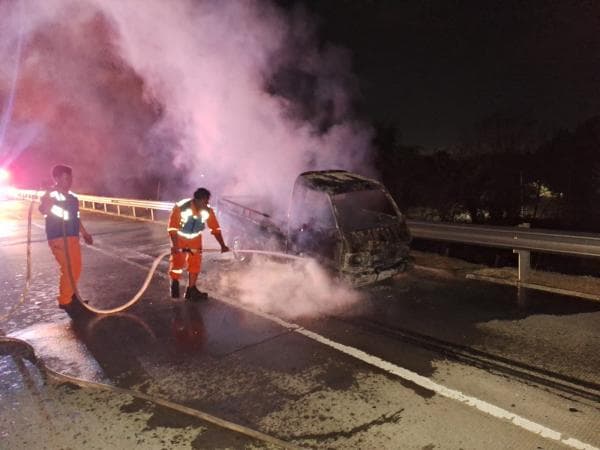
60,297,88,318
71,294,89,305
185,286,208,302
170,280,180,298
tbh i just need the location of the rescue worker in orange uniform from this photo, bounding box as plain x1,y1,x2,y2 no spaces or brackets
39,165,93,313
168,187,229,301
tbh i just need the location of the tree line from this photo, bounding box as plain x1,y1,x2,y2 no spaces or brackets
374,114,600,232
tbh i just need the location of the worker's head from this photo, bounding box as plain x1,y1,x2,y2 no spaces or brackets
193,187,211,208
51,164,73,191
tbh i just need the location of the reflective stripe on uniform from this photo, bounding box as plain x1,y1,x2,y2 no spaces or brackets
44,190,80,240
50,191,66,201
181,208,194,222
50,204,69,220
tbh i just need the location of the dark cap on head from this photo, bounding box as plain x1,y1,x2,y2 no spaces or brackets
193,188,211,200
51,164,72,180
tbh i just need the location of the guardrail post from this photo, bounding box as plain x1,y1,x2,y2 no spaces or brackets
513,223,531,282
150,208,154,221
132,206,137,218
514,250,530,282
117,204,121,216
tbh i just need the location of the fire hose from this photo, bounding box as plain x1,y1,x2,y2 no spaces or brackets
0,335,299,450
63,230,305,316
0,199,302,449
3,198,306,317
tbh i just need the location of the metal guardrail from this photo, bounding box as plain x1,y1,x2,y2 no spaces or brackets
407,220,600,258
407,220,600,281
15,189,173,222
12,189,600,281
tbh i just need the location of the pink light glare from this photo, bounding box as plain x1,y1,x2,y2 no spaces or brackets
1,0,374,202
84,0,374,205
0,168,10,183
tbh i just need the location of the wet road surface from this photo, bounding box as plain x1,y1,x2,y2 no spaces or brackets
1,352,268,449
1,199,599,449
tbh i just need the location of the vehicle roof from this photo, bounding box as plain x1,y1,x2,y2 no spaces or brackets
297,170,384,195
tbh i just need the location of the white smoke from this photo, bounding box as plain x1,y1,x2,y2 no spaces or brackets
217,257,363,319
0,0,374,315
93,0,373,210
1,0,373,206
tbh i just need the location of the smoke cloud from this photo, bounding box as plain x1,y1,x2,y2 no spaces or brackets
0,0,374,209
217,257,363,319
0,0,378,316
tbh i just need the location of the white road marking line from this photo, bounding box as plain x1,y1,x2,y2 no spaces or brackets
206,287,598,450
22,217,597,450
296,328,597,450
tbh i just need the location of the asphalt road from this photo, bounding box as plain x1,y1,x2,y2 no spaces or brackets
1,199,599,449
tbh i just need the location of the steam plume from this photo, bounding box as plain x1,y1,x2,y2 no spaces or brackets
0,0,373,207
217,257,363,319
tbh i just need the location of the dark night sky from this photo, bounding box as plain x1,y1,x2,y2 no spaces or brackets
284,0,600,149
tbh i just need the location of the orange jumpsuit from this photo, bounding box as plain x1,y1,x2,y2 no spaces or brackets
41,190,82,306
167,199,222,280
48,237,82,306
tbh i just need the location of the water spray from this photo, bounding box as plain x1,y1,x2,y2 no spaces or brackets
0,0,25,163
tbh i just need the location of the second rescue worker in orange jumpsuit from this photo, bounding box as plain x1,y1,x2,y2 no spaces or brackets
39,164,93,315
168,188,229,301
